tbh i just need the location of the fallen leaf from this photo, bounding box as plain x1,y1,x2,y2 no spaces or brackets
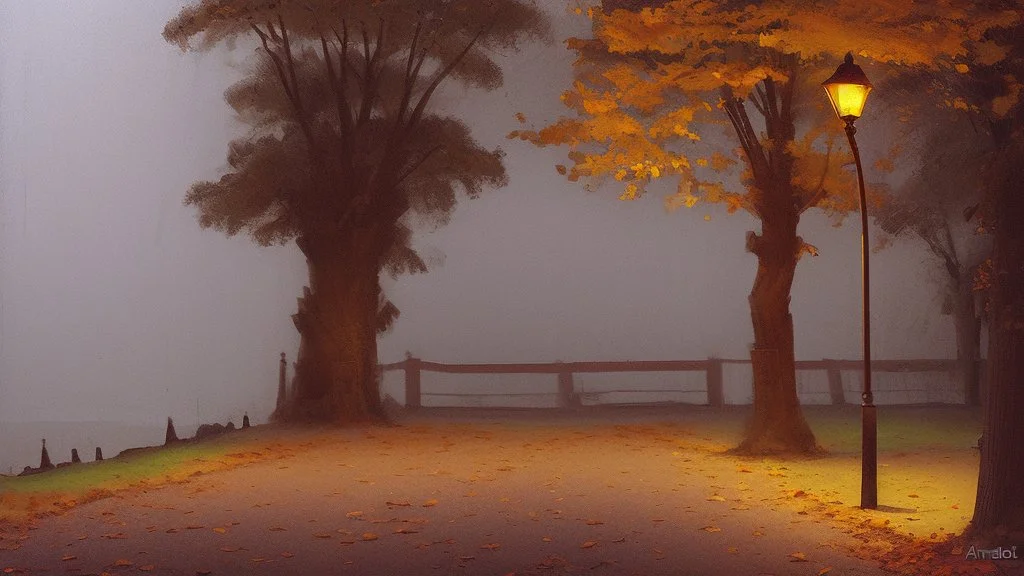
951,504,960,510
752,530,764,537
346,511,363,518
586,519,604,525
459,556,475,561
788,552,808,562
139,565,155,572
818,568,832,575
185,525,204,530
907,494,920,499
362,532,379,541
727,547,739,554
736,466,753,473
102,533,128,539
481,543,501,550
707,495,726,502
612,537,626,543
422,499,439,507
792,490,806,498
61,555,76,561
113,560,133,567
701,526,721,533
165,528,178,534
386,500,411,507
581,540,598,549
212,527,227,534
393,528,419,534
313,533,332,539
280,552,294,558
269,526,287,532
220,546,239,552
731,504,751,510
542,537,552,542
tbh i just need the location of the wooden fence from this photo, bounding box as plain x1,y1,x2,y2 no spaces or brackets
378,357,983,409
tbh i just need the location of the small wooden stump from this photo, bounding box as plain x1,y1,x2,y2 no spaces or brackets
71,448,81,464
165,417,179,445
40,439,53,470
95,447,103,461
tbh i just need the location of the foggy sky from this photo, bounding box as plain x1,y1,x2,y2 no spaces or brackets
0,1,957,426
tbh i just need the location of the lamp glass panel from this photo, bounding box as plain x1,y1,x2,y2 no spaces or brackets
825,83,871,120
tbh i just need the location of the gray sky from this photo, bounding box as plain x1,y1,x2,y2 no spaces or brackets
0,1,957,425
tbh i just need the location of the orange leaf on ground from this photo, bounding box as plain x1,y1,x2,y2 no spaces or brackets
422,499,439,507
788,552,808,562
542,537,552,542
481,543,500,550
581,540,598,549
707,495,726,502
346,511,363,518
280,552,294,558
269,526,286,531
61,555,76,561
113,560,133,567
386,500,411,507
701,526,721,533
586,519,604,525
362,533,379,541
394,528,419,534
313,533,332,539
139,565,155,571
818,568,832,575
220,547,239,552
212,527,226,534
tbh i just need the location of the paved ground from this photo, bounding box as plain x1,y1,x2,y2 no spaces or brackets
0,409,896,575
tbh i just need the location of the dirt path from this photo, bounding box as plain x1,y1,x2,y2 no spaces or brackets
1,414,897,575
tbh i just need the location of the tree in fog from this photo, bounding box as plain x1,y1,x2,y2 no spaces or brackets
873,108,992,406
164,0,549,423
513,0,989,454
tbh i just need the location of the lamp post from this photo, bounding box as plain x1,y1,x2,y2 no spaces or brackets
823,52,876,510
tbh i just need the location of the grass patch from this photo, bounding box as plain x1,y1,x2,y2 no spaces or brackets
0,425,326,523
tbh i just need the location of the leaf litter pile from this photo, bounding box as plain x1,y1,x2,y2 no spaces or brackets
0,407,1008,575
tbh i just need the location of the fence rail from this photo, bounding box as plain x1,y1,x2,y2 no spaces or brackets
378,357,982,409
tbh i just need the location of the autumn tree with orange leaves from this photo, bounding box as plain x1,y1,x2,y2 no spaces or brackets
164,1,549,423
513,0,1013,454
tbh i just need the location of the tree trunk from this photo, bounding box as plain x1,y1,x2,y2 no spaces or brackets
952,278,983,406
736,209,818,455
970,135,1024,540
279,230,386,424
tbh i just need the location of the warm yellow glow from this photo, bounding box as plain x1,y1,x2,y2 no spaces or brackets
824,82,872,121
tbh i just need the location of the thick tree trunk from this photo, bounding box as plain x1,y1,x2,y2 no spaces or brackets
970,136,1024,540
736,210,818,455
952,279,983,406
278,230,386,424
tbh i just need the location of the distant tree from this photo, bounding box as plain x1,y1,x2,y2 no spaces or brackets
512,0,985,454
873,109,992,405
164,1,549,423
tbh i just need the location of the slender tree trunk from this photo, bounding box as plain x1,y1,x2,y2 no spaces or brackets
952,278,983,406
970,134,1024,539
280,230,386,424
737,207,818,454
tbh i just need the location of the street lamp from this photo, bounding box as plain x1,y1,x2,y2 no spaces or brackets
823,52,876,510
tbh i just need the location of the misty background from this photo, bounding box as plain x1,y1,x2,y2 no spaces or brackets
0,2,958,470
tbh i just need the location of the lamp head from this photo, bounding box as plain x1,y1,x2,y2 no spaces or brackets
823,52,873,123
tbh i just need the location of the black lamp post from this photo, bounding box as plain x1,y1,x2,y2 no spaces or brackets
822,52,877,510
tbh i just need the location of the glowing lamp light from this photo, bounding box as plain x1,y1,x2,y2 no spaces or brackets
822,52,873,122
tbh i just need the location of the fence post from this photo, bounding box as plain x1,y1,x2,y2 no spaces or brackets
405,357,422,410
706,358,724,407
826,359,846,405
556,362,579,408
277,352,287,411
